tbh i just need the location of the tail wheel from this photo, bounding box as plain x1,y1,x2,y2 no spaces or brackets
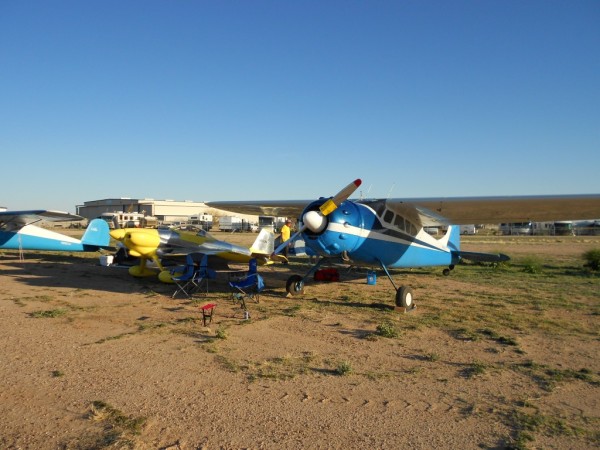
395,286,414,309
286,275,305,296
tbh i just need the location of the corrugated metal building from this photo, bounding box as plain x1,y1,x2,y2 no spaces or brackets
76,198,257,224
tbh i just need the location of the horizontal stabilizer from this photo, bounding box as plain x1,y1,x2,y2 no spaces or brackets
456,251,510,263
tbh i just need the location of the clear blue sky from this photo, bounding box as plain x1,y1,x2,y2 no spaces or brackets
1,1,599,213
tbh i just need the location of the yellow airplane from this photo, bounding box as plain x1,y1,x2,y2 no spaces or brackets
110,226,279,283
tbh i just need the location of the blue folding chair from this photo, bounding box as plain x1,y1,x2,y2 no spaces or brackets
229,258,265,310
172,253,215,298
191,253,216,297
171,254,196,298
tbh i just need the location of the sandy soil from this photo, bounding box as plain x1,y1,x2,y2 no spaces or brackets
1,235,599,449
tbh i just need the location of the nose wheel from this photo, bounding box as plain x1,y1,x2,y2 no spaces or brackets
286,275,305,296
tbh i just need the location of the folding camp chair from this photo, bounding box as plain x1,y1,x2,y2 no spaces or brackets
171,254,196,298
191,253,216,297
229,258,265,311
172,253,215,298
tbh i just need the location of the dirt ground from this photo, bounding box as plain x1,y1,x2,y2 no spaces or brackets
1,234,599,449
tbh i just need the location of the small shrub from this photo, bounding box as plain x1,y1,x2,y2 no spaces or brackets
582,249,600,271
336,360,353,376
464,361,488,378
521,256,542,274
376,321,399,338
89,400,146,436
30,309,67,318
425,352,440,362
215,326,228,340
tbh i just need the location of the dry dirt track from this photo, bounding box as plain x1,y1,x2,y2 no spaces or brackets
1,235,599,449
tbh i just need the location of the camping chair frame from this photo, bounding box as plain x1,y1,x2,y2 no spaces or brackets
228,258,264,310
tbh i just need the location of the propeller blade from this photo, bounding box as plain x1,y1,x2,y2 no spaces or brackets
319,178,362,216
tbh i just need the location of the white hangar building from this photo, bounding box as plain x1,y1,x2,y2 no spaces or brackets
76,198,257,224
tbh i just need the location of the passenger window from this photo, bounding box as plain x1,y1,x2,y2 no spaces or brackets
394,215,405,231
383,210,394,224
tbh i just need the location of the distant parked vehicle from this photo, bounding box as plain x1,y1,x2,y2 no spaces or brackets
499,222,532,235
99,212,157,229
553,221,575,236
189,214,213,231
219,216,243,232
460,224,477,235
424,227,439,235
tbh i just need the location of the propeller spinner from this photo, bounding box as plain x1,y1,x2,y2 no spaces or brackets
273,178,362,255
303,178,362,233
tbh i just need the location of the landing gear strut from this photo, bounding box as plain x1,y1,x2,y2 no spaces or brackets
379,260,416,312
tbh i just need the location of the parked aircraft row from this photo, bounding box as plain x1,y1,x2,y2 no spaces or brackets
2,180,600,309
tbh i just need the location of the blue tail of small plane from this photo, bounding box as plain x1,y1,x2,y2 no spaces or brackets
439,225,461,252
448,225,461,252
81,218,111,250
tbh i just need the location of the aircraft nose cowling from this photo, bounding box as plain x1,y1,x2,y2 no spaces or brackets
121,229,161,257
126,230,160,249
303,201,363,256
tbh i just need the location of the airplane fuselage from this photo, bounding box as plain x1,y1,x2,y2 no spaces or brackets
301,200,459,269
0,225,88,252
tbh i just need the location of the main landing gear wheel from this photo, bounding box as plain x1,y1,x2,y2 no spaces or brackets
395,286,414,310
286,275,305,296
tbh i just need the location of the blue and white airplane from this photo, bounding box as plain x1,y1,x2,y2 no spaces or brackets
0,209,110,253
208,180,600,309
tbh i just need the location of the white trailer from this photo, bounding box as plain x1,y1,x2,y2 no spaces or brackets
218,216,243,232
259,216,288,232
189,213,213,231
99,212,156,229
499,222,532,236
460,224,477,235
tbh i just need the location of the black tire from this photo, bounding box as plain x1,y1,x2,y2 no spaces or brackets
286,275,305,296
443,268,450,276
395,286,414,309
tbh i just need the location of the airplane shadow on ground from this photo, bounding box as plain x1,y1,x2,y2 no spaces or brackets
0,253,171,295
1,252,431,300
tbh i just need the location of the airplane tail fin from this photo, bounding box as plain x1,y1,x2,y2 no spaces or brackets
81,218,111,250
249,228,275,255
439,225,461,251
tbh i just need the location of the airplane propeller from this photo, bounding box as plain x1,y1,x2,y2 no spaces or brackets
273,178,362,255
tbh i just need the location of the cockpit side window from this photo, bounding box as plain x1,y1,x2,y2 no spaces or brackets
381,207,419,236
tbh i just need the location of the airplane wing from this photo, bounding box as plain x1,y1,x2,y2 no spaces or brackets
208,194,600,226
207,200,309,218
386,194,600,226
0,210,83,229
